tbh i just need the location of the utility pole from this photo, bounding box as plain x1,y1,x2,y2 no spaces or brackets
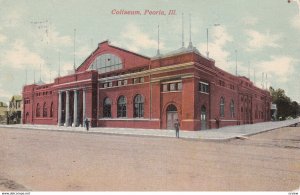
206,28,209,58
58,52,61,77
181,13,185,48
157,24,160,56
235,50,238,76
73,28,76,72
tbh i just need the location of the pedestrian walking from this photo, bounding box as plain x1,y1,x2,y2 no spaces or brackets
174,119,180,138
84,118,90,131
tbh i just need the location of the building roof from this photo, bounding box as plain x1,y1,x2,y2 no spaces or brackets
10,95,22,102
76,40,151,72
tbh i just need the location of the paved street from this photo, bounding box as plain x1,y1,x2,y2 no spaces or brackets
0,125,300,191
1,118,299,140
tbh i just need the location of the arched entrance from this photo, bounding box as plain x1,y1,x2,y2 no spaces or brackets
201,105,207,130
25,112,30,124
166,104,178,130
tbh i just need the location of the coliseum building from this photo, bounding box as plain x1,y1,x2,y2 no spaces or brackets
22,40,272,130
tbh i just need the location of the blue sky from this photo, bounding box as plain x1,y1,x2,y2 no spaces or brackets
0,0,299,104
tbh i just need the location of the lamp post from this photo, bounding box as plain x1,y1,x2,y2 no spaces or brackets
206,24,220,58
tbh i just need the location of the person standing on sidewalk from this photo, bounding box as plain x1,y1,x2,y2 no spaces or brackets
174,119,180,138
84,118,90,131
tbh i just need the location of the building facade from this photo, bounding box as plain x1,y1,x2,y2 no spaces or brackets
0,101,8,124
22,41,272,130
8,95,22,124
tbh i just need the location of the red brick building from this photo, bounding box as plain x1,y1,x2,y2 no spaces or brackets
22,41,272,130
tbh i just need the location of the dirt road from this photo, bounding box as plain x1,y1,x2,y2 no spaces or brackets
0,126,299,191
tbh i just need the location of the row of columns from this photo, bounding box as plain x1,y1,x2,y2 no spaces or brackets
58,89,86,127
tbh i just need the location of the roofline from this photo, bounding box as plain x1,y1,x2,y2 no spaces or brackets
76,46,99,71
76,40,151,71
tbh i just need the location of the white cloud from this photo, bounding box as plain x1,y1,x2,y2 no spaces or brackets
117,23,164,53
49,26,72,46
35,25,72,47
76,45,91,59
254,56,296,83
198,26,234,71
0,33,7,43
61,62,73,76
0,84,12,102
245,29,281,51
2,9,25,28
290,15,300,30
242,16,258,25
1,40,45,70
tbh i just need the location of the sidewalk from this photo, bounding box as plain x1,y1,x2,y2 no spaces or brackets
0,118,299,140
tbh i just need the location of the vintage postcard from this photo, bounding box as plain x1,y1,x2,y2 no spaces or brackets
0,0,299,193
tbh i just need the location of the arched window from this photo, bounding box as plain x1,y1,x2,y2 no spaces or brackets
36,103,40,117
220,97,225,117
166,104,177,112
117,96,127,117
134,94,144,118
230,99,235,118
103,98,112,118
89,53,123,73
50,102,53,117
43,102,47,117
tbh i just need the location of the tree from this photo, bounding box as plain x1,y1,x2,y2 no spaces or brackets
269,86,300,120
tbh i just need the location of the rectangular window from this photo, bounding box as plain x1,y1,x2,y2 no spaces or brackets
163,84,168,92
124,79,128,85
133,78,138,84
199,82,209,93
118,80,122,86
170,83,176,91
177,82,182,91
140,77,144,83
108,82,112,87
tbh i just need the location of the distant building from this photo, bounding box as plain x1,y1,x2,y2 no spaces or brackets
22,40,272,130
8,95,22,124
0,102,8,124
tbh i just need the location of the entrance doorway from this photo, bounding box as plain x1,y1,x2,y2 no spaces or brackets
166,104,178,130
25,112,30,124
201,105,207,130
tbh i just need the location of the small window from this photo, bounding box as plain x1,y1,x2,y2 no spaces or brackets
177,83,182,91
170,83,176,91
118,80,122,86
163,84,168,92
199,82,209,93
